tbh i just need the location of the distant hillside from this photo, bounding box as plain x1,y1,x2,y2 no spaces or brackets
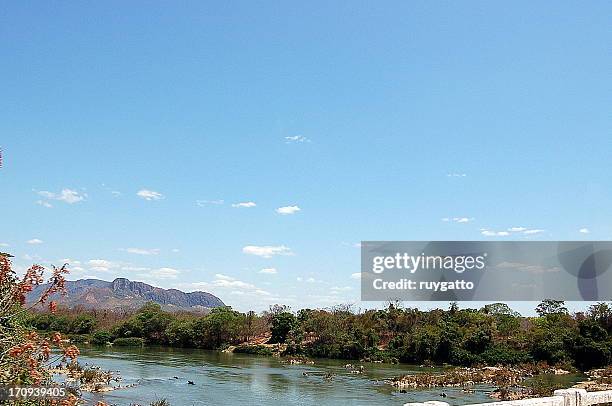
27,277,225,311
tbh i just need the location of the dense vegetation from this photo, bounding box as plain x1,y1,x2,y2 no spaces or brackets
28,300,612,370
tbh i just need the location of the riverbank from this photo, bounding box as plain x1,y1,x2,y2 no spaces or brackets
27,301,612,373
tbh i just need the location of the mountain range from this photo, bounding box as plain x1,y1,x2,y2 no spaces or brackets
27,277,225,311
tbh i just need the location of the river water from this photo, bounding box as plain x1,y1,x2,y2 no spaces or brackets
76,346,581,406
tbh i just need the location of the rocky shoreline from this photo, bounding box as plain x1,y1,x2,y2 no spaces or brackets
387,364,612,401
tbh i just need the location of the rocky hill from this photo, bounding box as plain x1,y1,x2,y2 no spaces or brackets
27,277,225,311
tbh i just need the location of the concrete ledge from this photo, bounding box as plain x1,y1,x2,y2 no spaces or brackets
403,389,612,406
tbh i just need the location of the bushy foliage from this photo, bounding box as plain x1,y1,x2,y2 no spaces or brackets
91,330,113,345
233,344,273,355
113,337,145,346
0,254,81,405
269,312,297,343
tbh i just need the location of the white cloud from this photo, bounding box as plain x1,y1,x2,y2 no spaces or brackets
232,201,256,208
171,248,180,253
523,229,544,235
447,173,466,177
149,267,180,279
455,217,473,223
137,189,164,201
481,230,510,237
121,266,151,272
196,199,224,206
242,245,293,258
276,205,301,215
0,243,9,247
259,268,278,274
111,191,122,197
27,238,43,245
443,217,473,223
87,259,119,272
210,274,270,296
81,275,103,280
579,228,590,234
295,276,321,284
37,188,86,204
285,135,310,143
481,227,545,237
36,200,53,208
122,247,160,255
350,273,361,280
330,286,352,292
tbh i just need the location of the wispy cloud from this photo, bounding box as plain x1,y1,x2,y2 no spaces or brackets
121,248,160,255
36,188,86,205
27,238,43,245
330,286,352,293
259,267,278,274
102,183,122,197
242,245,293,258
209,274,272,296
196,199,224,206
442,217,474,223
481,227,545,237
36,200,53,208
148,267,180,279
285,135,310,143
579,228,590,234
523,229,545,235
232,201,256,208
276,205,301,215
296,276,321,283
481,230,510,237
0,243,9,247
350,272,361,280
87,259,119,272
447,173,467,178
137,189,164,201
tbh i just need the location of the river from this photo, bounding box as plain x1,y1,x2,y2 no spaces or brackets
75,346,582,406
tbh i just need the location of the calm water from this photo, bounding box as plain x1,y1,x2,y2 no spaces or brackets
75,346,580,406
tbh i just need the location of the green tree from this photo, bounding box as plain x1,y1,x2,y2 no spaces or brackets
270,312,297,343
536,300,568,317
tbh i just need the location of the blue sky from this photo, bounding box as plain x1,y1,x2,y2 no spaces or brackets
1,1,610,313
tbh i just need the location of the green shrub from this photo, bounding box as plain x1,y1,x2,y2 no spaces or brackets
450,348,481,366
481,344,533,365
233,344,273,356
113,337,145,346
91,330,113,345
